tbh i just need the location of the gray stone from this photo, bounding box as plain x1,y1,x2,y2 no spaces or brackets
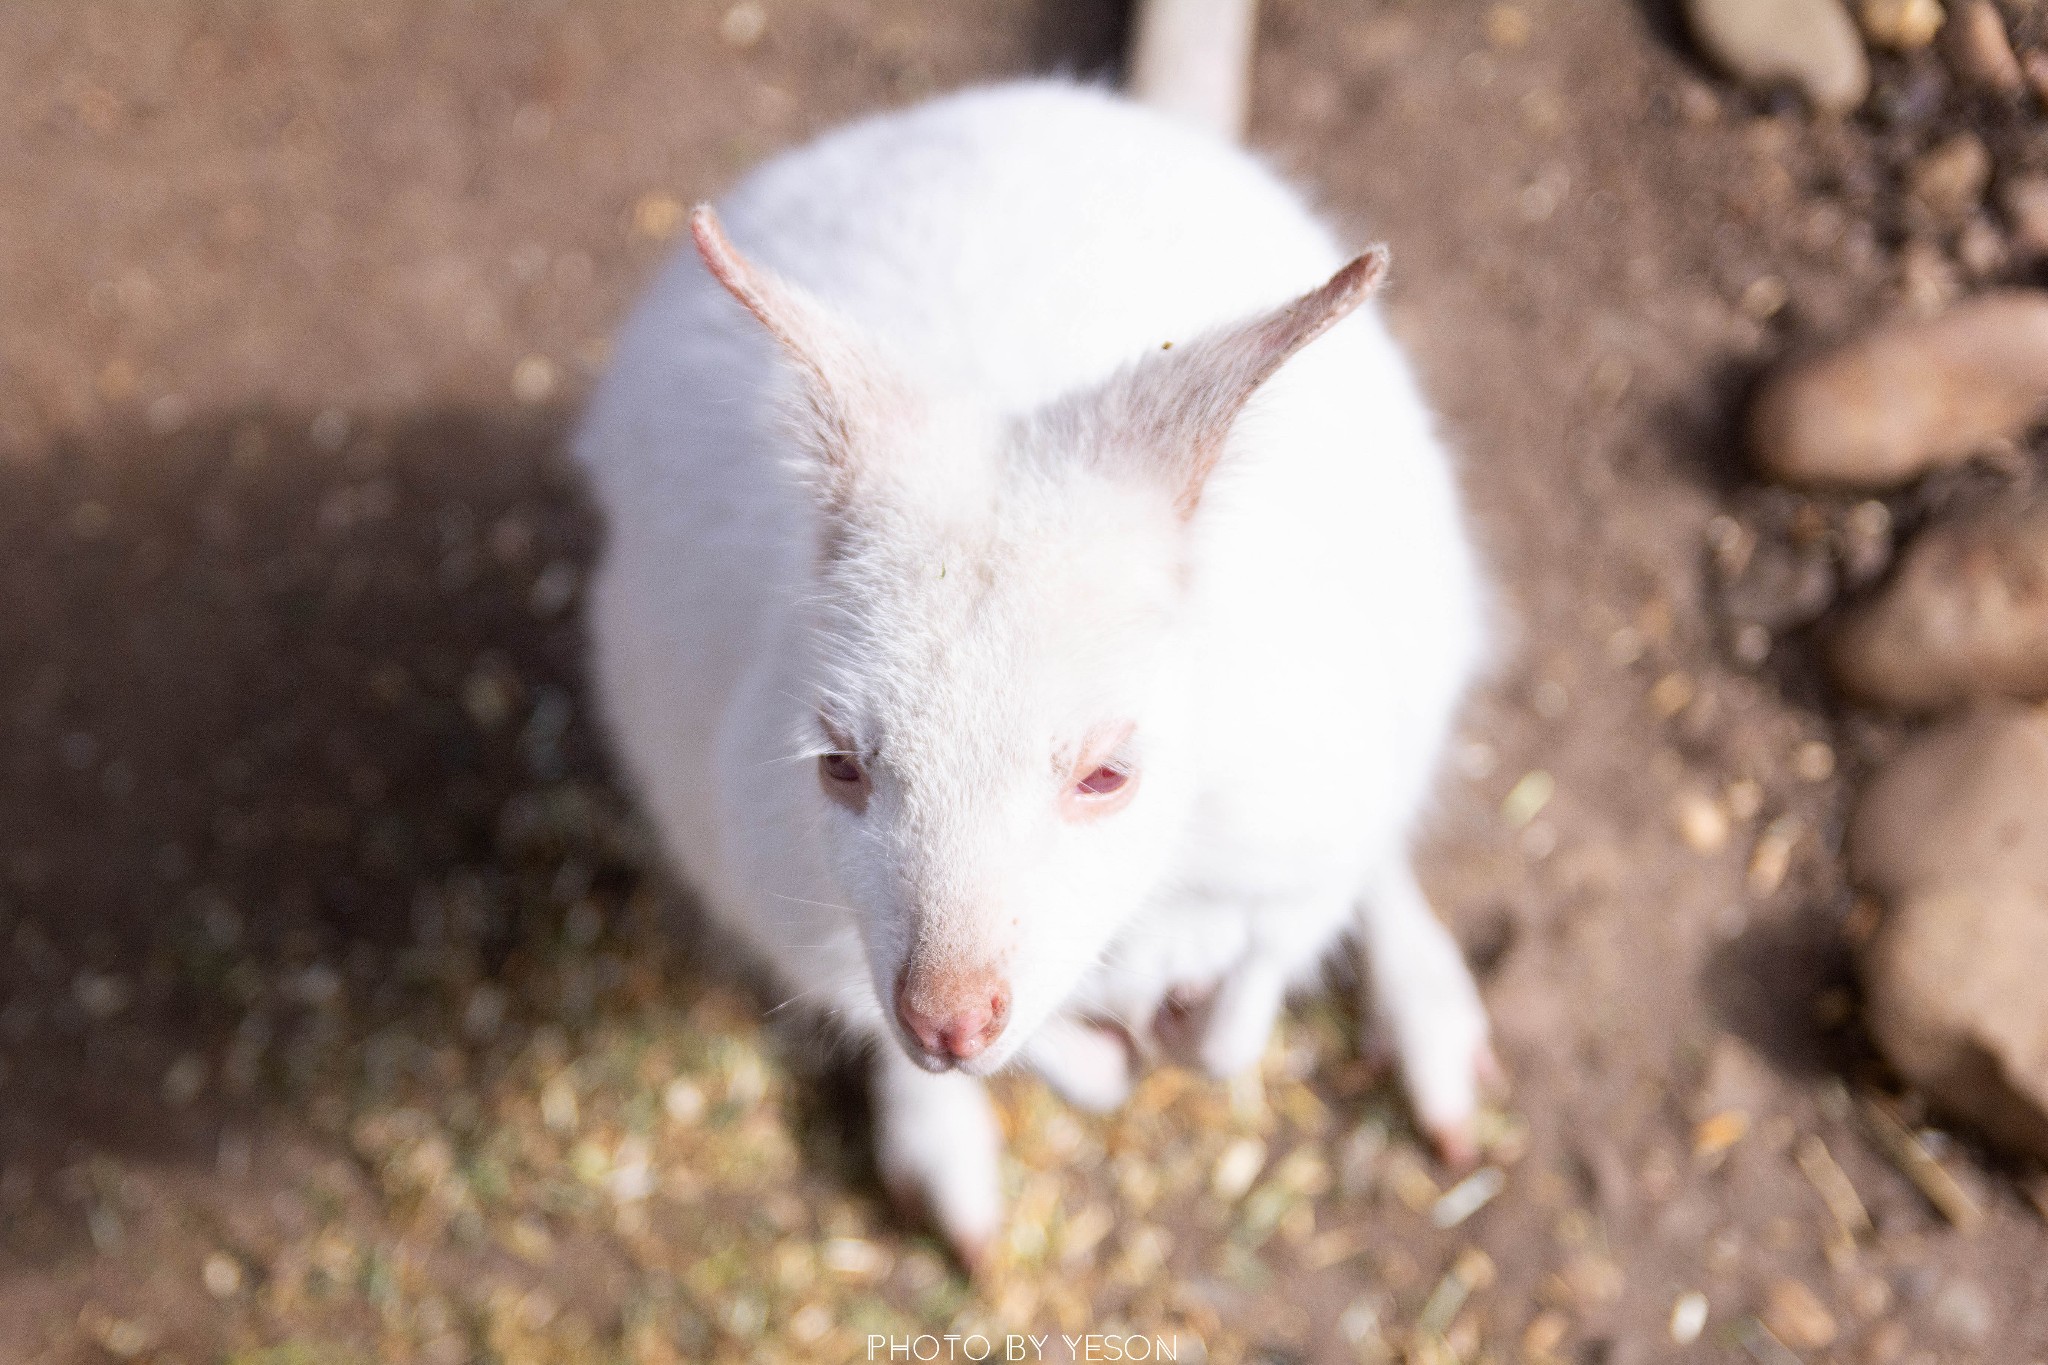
1831,501,2048,711
1849,707,2048,1163
1685,0,1870,114
1751,291,2048,488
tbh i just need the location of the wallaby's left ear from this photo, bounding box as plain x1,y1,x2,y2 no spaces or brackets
1072,246,1387,518
690,206,920,515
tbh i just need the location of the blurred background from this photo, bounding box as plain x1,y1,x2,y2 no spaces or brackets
3,1,2046,1362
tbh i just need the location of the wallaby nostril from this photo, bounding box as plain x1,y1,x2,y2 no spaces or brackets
935,1000,991,1056
893,971,943,1054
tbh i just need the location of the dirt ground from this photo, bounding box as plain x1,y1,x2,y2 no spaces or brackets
3,1,2046,1362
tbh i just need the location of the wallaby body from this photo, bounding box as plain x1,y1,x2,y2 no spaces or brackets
577,80,1494,1262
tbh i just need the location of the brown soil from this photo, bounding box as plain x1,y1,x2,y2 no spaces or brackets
2,1,2045,1362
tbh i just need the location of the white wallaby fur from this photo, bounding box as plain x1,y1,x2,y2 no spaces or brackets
1128,0,1261,140
576,78,1495,1265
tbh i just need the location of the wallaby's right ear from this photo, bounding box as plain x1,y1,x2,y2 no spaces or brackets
1047,246,1387,520
691,206,915,510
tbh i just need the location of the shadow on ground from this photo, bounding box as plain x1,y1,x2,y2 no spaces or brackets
0,406,640,1271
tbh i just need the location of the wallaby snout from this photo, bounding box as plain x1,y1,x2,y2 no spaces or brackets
895,963,1012,1064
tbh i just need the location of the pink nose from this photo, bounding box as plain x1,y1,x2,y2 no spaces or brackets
895,968,1011,1062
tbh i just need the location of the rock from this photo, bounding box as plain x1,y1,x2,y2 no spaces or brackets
1674,790,1731,853
1897,238,1963,317
1929,1277,1996,1345
1946,0,2024,94
1685,0,1871,114
1877,63,1951,129
1998,174,2048,257
1955,215,2008,279
1831,502,2048,710
1838,499,1895,588
1861,0,1946,50
1696,1033,1775,1119
1909,132,1992,224
1791,739,1836,782
1849,705,2048,929
1719,534,1839,631
1864,882,2048,1161
1749,291,2048,488
1848,706,2048,1163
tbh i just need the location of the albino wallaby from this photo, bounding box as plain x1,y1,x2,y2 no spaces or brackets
576,0,1497,1266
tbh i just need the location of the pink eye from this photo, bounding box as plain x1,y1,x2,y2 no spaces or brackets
820,752,863,785
1076,765,1129,797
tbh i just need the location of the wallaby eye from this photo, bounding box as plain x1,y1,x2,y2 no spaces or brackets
1061,725,1138,821
815,720,869,810
1076,765,1129,797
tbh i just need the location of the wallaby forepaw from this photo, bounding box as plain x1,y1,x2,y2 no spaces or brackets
1426,1119,1481,1171
1407,1034,1502,1172
882,1163,1003,1277
1027,1017,1134,1113
1197,1007,1272,1080
1194,967,1287,1081
873,1059,1004,1275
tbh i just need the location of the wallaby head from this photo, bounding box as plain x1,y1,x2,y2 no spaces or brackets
689,207,1385,1076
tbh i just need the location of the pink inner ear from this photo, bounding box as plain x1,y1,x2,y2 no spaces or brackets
1174,246,1389,428
688,207,745,293
1062,245,1390,521
690,206,807,357
684,205,922,506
